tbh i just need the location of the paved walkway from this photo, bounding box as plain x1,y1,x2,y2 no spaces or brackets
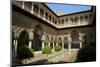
61,50,78,62
21,50,78,64
48,50,78,63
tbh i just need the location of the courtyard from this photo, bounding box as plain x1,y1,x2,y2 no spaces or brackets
13,49,78,65
12,1,96,66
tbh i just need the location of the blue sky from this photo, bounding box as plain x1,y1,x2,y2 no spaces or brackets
46,3,92,16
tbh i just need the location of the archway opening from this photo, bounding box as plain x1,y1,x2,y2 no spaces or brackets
64,37,68,49
50,37,54,49
82,35,87,47
58,37,62,48
33,25,43,51
71,30,80,49
17,30,29,53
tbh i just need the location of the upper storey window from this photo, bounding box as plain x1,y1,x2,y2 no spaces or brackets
84,15,88,22
65,18,69,25
70,18,74,25
51,36,54,42
55,21,57,25
40,8,44,17
52,17,54,23
49,15,51,22
25,2,32,8
75,17,78,24
75,17,78,22
58,37,62,43
33,4,39,14
89,14,92,20
46,35,49,42
55,37,57,42
89,14,93,23
24,2,32,11
45,12,49,20
62,19,64,25
80,16,84,22
58,20,61,26
16,1,23,7
66,18,68,22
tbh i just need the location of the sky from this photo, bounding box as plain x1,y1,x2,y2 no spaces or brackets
46,3,92,16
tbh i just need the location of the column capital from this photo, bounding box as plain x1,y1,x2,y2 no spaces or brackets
68,33,71,37
43,32,46,35
29,39,33,41
42,32,46,41
15,36,18,40
79,32,82,36
32,29,35,33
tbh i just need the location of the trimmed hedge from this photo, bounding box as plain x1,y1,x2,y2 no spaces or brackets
42,44,52,54
54,43,62,52
17,45,34,60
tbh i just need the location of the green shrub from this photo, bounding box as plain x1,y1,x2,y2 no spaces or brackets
42,44,52,54
76,44,96,62
54,43,62,52
17,45,34,60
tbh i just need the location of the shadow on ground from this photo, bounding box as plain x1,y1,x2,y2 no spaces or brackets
29,59,48,64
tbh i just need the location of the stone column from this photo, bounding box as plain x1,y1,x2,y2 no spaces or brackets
13,39,16,47
38,8,40,17
68,34,71,55
53,42,55,51
42,32,46,50
83,17,85,25
15,39,18,52
42,41,45,50
68,34,71,51
79,33,82,48
68,42,71,55
57,21,59,27
29,29,34,48
22,1,24,9
62,41,64,50
31,3,34,14
79,16,81,25
29,40,32,48
68,18,70,26
48,42,50,47
15,39,18,57
13,39,16,57
43,12,45,20
80,42,82,48
68,42,71,51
